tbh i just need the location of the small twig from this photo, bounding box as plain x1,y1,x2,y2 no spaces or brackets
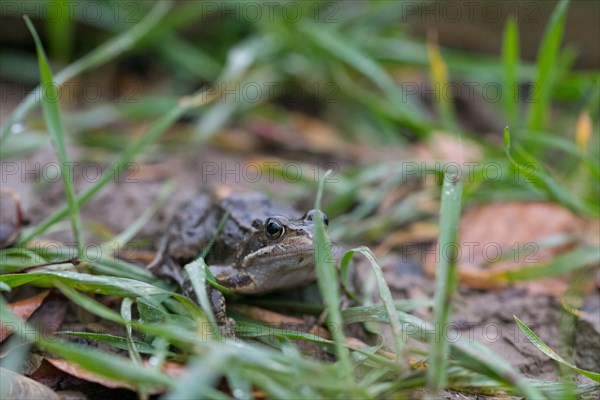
20,257,80,273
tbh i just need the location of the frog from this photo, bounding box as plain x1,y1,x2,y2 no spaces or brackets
147,190,329,332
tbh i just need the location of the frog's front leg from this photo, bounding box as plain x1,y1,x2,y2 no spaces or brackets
180,279,235,337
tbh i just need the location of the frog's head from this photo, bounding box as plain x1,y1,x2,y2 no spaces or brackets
235,209,329,293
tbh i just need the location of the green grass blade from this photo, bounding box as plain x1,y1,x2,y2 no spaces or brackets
184,259,219,335
502,17,519,128
428,173,463,392
46,0,73,62
58,332,157,354
314,170,351,377
24,16,84,259
514,316,600,382
121,298,143,364
55,280,124,323
1,270,165,297
492,246,599,282
0,248,47,273
526,0,569,132
0,1,173,145
164,354,229,400
340,247,404,370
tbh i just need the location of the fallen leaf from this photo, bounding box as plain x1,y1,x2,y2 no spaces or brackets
45,358,185,394
45,358,138,391
424,202,597,295
0,367,59,400
1,290,50,342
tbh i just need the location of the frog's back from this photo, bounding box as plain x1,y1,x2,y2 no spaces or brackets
161,191,299,267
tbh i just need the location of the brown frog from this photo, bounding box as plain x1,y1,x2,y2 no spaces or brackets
147,191,329,330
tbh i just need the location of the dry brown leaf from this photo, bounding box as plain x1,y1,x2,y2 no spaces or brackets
232,304,333,341
45,358,185,394
45,358,138,391
1,290,50,342
424,202,595,295
232,304,307,326
0,367,60,400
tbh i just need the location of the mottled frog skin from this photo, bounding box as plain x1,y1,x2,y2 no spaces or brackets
147,191,328,330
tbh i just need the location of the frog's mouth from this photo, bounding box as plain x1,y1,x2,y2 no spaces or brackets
239,239,318,294
244,236,316,270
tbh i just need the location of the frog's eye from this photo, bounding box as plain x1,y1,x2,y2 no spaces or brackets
265,218,284,239
305,210,329,227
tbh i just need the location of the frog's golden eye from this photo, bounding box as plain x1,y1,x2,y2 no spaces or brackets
265,218,284,239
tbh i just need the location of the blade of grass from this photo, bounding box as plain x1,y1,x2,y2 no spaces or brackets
502,17,519,128
526,0,569,132
314,170,351,377
164,353,229,400
184,259,219,338
0,270,163,297
25,15,85,259
492,246,599,282
58,332,157,354
121,297,148,398
121,298,143,364
514,316,600,382
46,0,73,62
54,280,124,323
0,1,173,145
428,172,463,393
340,247,404,370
